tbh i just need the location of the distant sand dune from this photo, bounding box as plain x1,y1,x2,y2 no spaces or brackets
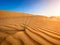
0,10,60,45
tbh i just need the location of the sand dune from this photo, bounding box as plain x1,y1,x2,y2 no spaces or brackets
0,10,60,45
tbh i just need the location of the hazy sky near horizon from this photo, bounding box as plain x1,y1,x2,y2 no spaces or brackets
0,0,60,16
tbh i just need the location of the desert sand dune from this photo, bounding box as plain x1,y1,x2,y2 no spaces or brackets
0,11,60,45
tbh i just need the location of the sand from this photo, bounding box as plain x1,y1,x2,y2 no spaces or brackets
0,10,60,45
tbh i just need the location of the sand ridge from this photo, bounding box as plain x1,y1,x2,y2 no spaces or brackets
0,10,60,45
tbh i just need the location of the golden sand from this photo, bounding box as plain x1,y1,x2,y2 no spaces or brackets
0,11,60,45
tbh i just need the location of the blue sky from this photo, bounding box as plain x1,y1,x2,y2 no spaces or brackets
0,0,60,16
0,0,40,12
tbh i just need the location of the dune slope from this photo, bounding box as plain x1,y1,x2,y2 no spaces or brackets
0,10,60,45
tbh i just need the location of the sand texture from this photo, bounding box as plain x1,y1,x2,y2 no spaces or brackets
0,11,60,45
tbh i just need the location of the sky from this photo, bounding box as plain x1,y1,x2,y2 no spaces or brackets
0,0,60,16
